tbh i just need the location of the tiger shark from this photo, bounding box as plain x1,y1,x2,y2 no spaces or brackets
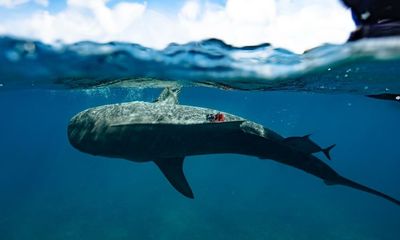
67,87,400,206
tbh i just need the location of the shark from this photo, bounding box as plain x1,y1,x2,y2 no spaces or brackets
67,87,400,206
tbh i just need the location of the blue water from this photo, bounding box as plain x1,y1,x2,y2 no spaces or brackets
0,36,400,239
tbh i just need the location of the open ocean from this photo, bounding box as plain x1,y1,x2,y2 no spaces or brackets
0,36,399,240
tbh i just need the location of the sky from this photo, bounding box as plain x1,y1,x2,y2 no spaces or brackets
0,0,355,53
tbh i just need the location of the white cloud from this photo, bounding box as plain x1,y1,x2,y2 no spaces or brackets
0,0,47,8
35,0,48,7
0,0,354,53
225,0,276,24
180,0,201,21
176,0,354,52
3,0,147,43
0,0,29,8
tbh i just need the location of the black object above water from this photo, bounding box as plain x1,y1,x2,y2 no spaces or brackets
342,0,400,41
348,20,400,41
342,0,400,25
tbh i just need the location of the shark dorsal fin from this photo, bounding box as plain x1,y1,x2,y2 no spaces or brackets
302,134,312,139
154,157,194,199
154,87,181,105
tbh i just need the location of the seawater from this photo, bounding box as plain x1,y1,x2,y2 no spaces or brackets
0,36,400,240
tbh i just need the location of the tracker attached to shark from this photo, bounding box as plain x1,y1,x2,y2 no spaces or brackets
68,87,400,206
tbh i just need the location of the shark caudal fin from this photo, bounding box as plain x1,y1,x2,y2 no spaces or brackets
329,176,400,206
154,157,194,199
322,144,336,160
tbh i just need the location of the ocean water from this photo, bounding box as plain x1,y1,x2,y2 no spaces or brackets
0,36,400,240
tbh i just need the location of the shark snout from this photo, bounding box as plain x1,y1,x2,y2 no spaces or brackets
67,111,96,154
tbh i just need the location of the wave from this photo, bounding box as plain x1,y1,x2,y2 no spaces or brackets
1,36,400,94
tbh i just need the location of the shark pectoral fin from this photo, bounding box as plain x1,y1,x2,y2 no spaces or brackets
322,144,336,160
154,157,194,199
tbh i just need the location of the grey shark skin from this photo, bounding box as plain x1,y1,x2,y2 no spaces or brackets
68,88,400,206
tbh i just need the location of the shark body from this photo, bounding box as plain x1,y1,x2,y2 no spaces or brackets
67,88,400,206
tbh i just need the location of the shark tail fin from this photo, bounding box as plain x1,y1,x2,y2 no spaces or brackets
154,157,194,199
322,144,336,160
332,176,400,206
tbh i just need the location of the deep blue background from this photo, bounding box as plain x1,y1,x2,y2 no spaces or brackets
0,88,399,239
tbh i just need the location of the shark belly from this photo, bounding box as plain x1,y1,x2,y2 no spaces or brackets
69,118,279,162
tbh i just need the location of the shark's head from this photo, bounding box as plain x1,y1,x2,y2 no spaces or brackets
67,103,157,158
67,109,100,155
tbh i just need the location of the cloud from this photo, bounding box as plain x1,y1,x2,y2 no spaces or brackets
176,0,354,52
0,0,354,53
180,1,201,21
0,0,29,8
225,0,276,24
3,0,147,43
35,0,48,7
0,0,48,8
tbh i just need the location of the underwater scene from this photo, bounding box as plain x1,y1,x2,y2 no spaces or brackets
0,35,400,240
